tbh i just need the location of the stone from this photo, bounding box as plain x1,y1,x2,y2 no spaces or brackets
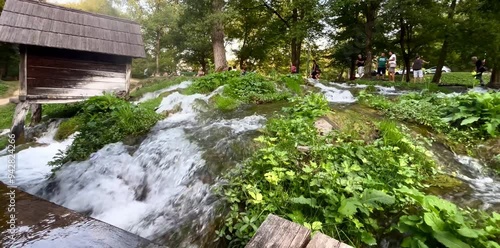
314,118,334,135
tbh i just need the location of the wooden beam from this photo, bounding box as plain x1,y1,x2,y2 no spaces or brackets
306,233,353,248
246,214,311,248
19,45,27,101
29,104,42,127
125,61,131,94
11,101,30,145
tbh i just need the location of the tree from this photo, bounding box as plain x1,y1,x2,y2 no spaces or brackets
432,0,459,83
211,0,228,71
63,0,122,16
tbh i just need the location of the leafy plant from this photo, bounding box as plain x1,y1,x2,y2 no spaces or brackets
49,95,161,169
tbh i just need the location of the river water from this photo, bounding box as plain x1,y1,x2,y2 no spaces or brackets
0,79,498,247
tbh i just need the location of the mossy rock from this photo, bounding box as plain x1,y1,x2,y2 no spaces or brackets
322,109,379,142
55,117,81,141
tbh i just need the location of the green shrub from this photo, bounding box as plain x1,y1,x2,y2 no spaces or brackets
218,94,499,248
214,95,240,111
186,71,240,94
43,103,83,119
54,117,81,141
49,95,161,169
138,96,163,111
224,73,289,104
278,74,302,94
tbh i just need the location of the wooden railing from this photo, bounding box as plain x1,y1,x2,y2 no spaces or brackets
246,214,353,248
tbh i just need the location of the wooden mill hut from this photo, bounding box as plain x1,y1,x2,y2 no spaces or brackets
0,0,146,143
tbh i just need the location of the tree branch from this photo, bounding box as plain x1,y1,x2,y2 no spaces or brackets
261,0,290,28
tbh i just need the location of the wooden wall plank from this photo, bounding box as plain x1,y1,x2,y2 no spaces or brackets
28,87,117,97
246,215,311,248
125,62,131,93
27,79,125,90
306,233,353,248
27,67,125,80
28,55,126,73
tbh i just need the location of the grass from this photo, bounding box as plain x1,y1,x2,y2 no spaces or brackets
54,117,81,141
351,79,448,92
138,97,163,111
213,95,240,111
0,136,8,150
130,76,190,99
0,104,15,129
425,72,478,87
0,81,19,98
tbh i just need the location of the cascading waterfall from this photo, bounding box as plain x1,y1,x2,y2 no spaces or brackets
0,81,267,247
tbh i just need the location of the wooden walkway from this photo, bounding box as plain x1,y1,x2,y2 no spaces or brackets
246,214,352,248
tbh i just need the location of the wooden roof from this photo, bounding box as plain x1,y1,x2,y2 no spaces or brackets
0,0,146,58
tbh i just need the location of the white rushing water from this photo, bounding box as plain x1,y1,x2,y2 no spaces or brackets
308,80,356,103
0,83,266,245
455,155,500,208
136,80,193,103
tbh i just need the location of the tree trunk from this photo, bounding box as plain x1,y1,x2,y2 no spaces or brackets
363,4,376,79
211,0,228,72
200,58,207,74
432,0,457,83
155,31,161,76
489,66,500,88
350,55,357,80
290,8,301,73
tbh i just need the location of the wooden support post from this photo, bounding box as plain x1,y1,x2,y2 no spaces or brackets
11,101,30,145
246,214,311,248
125,61,132,94
19,45,27,101
29,104,42,127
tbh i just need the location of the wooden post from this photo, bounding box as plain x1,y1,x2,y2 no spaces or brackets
11,101,30,145
29,104,42,127
125,61,132,94
19,45,27,101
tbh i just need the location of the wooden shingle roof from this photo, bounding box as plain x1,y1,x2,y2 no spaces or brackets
0,0,146,58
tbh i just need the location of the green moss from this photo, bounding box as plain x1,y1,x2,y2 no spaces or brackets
213,95,240,111
54,117,81,141
426,174,463,188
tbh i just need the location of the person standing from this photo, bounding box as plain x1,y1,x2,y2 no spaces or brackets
412,55,429,83
311,60,320,79
376,53,388,80
356,54,365,78
388,51,397,82
290,62,297,74
472,56,487,86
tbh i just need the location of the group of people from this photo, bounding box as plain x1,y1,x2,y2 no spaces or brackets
355,52,429,83
290,60,322,79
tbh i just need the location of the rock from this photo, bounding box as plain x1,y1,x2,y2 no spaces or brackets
314,118,334,135
25,121,49,142
297,145,310,153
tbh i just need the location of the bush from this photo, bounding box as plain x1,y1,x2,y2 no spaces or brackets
186,71,240,94
43,103,83,119
224,73,289,104
278,74,303,94
49,95,161,169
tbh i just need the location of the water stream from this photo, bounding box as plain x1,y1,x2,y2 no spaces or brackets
0,79,498,247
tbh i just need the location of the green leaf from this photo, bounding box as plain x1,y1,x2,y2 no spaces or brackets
460,117,480,126
338,197,362,216
290,196,317,208
432,231,471,248
456,227,479,238
361,231,377,245
424,213,446,232
361,189,396,207
311,221,322,231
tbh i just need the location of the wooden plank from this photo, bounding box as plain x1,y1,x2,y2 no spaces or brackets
28,55,126,73
27,78,125,90
28,87,116,97
246,214,311,248
19,45,27,101
125,62,131,93
306,233,353,248
27,67,125,81
29,104,42,127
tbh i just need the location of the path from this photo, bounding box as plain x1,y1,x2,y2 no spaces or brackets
0,89,18,106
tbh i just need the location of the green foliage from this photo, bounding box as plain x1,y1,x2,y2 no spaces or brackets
224,73,289,104
442,92,500,137
216,93,498,248
186,71,240,94
278,74,303,94
54,117,81,141
63,0,122,17
430,72,477,87
49,95,161,169
0,135,8,150
138,97,163,112
43,103,83,119
396,187,500,248
213,95,240,111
